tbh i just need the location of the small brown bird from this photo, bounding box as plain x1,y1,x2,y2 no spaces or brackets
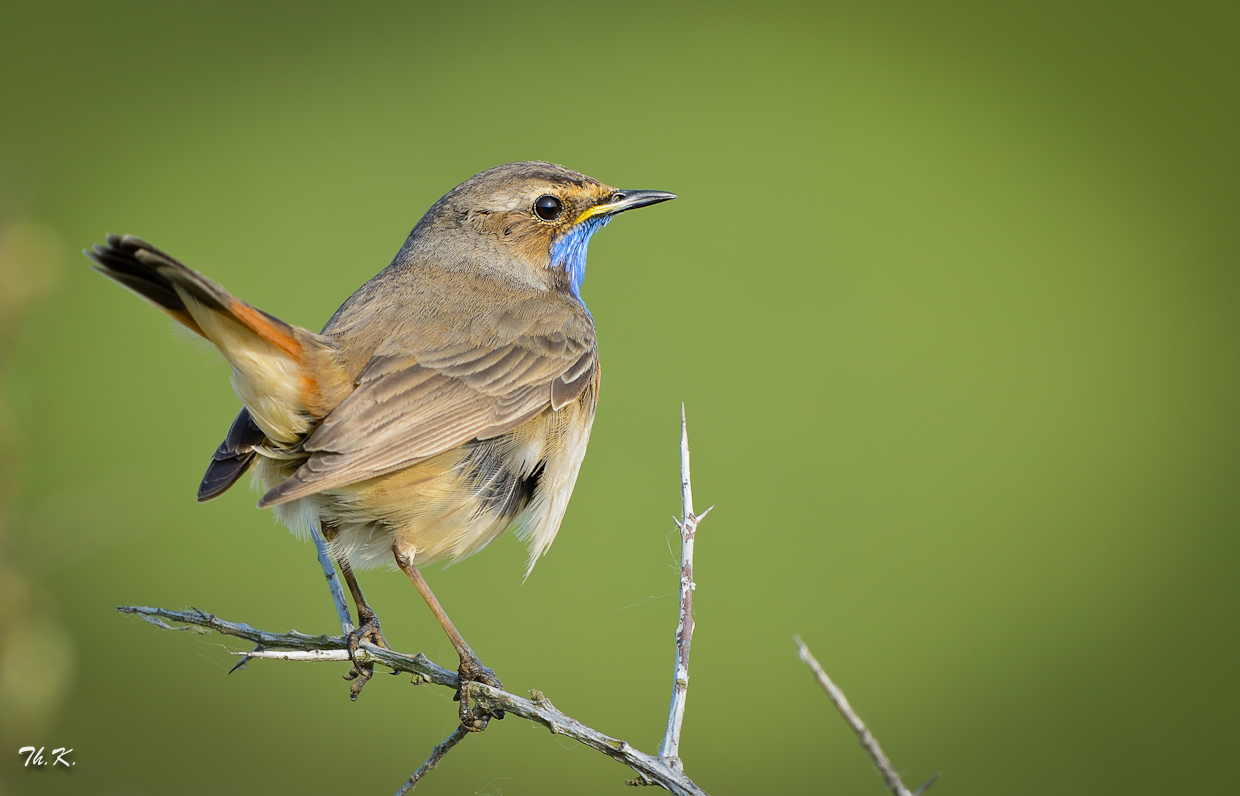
88,162,674,727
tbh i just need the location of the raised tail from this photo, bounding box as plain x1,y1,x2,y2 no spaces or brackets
89,235,348,496
87,234,216,335
88,234,306,363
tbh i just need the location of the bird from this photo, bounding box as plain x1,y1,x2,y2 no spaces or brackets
87,162,675,728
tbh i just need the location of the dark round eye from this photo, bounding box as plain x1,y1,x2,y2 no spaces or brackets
534,194,562,221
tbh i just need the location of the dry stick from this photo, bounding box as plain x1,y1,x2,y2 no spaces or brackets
229,521,353,675
795,637,939,796
117,605,709,796
118,408,716,795
393,724,470,796
656,405,712,772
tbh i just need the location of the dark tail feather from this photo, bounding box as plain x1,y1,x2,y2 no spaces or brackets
87,234,215,335
88,233,305,358
199,407,267,501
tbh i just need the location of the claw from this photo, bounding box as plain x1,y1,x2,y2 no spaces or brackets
456,654,505,730
343,612,390,701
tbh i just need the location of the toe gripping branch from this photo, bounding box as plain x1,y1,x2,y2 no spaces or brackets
456,654,506,731
343,611,396,700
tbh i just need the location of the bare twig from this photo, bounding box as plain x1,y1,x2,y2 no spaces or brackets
656,405,712,771
227,521,356,675
394,724,470,796
115,403,931,796
795,637,937,796
118,605,457,686
117,605,709,796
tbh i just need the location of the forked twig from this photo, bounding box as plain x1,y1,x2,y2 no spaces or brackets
117,605,708,796
118,405,930,795
229,521,356,675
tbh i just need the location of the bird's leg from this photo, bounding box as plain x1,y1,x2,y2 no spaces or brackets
338,558,394,700
393,548,504,731
311,519,354,634
320,522,391,700
339,559,389,649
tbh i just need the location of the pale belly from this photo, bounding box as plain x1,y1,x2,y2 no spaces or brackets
255,384,595,577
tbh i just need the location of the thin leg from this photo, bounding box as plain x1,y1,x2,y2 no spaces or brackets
238,520,353,676
319,521,392,700
393,547,503,730
337,558,395,700
312,519,353,634
339,558,383,637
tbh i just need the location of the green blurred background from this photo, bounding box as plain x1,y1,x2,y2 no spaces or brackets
1,2,1237,794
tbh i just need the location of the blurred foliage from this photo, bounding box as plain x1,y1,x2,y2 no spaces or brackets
1,1,1237,795
0,218,74,786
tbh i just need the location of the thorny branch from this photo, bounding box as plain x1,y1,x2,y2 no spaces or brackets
796,637,939,796
117,407,933,795
655,405,712,772
225,523,359,676
116,605,709,796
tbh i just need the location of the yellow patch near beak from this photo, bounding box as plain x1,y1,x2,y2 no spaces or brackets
573,203,611,224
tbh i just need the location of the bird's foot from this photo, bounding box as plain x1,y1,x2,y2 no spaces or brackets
343,612,391,701
456,654,505,731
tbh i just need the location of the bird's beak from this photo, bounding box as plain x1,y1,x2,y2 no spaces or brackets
577,190,677,222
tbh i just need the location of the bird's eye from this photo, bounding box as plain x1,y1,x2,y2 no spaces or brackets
534,195,562,221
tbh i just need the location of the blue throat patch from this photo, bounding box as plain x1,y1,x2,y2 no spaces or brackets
549,215,611,299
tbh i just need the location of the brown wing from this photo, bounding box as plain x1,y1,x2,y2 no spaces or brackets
258,321,596,508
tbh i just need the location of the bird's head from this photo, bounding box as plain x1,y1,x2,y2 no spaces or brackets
407,161,675,297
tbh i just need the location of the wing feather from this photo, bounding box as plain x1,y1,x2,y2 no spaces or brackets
552,349,597,411
258,307,596,508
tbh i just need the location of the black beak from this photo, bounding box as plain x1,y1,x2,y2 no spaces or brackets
600,189,677,215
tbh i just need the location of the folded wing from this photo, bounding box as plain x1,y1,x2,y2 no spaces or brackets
259,316,597,507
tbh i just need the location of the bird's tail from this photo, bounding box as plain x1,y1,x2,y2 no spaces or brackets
87,234,345,447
